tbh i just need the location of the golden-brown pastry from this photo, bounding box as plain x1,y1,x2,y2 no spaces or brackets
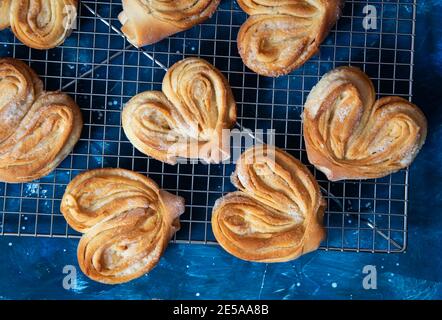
212,145,325,263
2,0,78,49
303,66,428,181
237,0,343,77
61,168,185,284
0,0,11,30
0,58,82,183
118,0,221,47
122,57,237,164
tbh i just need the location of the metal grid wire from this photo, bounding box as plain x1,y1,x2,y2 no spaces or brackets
0,0,416,253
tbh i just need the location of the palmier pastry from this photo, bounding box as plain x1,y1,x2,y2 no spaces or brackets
212,145,325,262
237,0,343,77
0,58,82,183
1,0,78,49
303,66,428,181
0,0,11,30
61,168,185,284
122,57,237,164
118,0,221,47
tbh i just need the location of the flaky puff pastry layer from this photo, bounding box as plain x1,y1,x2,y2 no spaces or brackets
212,145,325,263
61,168,185,284
118,0,220,47
303,67,427,181
122,57,237,165
237,0,343,77
0,58,82,183
1,0,78,49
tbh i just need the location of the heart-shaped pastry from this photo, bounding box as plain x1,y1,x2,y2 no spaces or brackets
118,0,221,47
61,168,185,284
122,57,237,164
237,0,343,77
211,145,325,262
0,58,82,183
1,0,78,49
303,66,428,181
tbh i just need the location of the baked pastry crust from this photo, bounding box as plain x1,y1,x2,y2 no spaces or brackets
237,0,343,77
0,58,82,183
211,145,325,262
0,0,11,30
122,57,237,164
2,0,78,49
303,66,428,181
61,168,185,284
118,0,221,47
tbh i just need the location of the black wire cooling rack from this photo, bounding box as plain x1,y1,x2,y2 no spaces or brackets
0,0,417,253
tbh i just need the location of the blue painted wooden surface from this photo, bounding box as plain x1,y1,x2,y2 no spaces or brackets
1,0,442,299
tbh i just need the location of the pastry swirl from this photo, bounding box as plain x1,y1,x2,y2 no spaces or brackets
212,145,325,262
61,168,185,284
303,66,428,181
122,57,237,164
0,58,82,183
2,0,78,49
237,0,343,77
118,0,221,47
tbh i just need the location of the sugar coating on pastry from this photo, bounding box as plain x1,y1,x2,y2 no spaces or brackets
0,58,82,183
4,0,78,49
119,0,221,47
212,145,326,263
61,168,185,284
237,0,343,77
303,66,428,181
122,57,237,165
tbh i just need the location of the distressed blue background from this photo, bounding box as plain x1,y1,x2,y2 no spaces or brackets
0,0,441,299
